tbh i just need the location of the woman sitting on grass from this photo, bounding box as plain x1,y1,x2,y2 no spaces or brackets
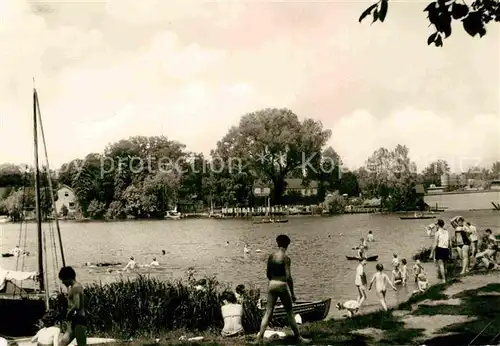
220,290,244,337
31,310,61,346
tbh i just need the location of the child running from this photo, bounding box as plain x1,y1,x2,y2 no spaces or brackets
369,263,397,311
354,258,367,306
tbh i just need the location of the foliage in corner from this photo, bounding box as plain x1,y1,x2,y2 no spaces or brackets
359,0,499,46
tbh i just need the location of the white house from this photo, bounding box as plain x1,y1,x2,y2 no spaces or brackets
55,185,76,215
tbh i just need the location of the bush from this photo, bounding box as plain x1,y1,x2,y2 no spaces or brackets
49,274,261,338
322,191,346,215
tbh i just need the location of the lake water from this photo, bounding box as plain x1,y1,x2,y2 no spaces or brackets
425,190,500,211
1,210,499,318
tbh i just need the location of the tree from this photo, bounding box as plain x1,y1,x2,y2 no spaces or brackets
361,145,418,211
338,171,360,197
359,0,498,47
213,108,331,204
314,146,342,199
421,159,450,187
0,164,25,187
322,191,347,215
491,161,500,179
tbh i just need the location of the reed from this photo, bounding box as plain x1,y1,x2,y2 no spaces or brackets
49,274,261,338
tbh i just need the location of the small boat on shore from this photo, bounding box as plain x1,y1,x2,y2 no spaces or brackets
260,298,331,325
253,219,289,224
400,216,436,220
346,255,378,261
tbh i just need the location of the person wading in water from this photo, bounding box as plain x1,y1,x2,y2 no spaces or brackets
256,234,310,344
429,219,452,284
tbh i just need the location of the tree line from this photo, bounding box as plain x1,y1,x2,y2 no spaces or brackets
0,108,499,220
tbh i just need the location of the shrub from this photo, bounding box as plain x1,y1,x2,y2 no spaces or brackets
322,191,346,215
49,274,261,338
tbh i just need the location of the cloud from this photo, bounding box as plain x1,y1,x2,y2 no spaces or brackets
0,0,498,172
330,109,500,173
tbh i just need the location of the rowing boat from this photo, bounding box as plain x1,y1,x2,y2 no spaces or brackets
260,298,331,326
346,255,378,261
400,216,436,220
253,219,289,224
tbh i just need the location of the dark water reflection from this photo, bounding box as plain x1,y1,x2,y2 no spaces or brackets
1,210,498,317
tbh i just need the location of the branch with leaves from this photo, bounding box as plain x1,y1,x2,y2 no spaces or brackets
359,0,499,46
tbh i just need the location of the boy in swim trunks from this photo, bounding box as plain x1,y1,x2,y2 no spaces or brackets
256,235,310,344
58,266,87,346
412,259,424,283
354,258,367,306
369,263,397,311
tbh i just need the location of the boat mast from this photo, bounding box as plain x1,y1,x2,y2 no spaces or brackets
33,87,44,293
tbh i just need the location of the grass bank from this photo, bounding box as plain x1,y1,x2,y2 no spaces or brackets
105,271,500,345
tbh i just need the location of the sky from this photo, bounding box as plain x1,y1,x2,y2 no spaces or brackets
0,0,499,173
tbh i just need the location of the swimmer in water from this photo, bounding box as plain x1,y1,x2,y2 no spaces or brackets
369,263,397,311
149,257,159,267
367,230,374,242
123,257,136,271
244,244,250,254
162,250,166,255
256,235,310,344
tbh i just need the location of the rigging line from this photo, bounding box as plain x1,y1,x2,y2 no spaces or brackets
42,228,50,309
15,166,30,271
48,220,59,289
35,93,66,266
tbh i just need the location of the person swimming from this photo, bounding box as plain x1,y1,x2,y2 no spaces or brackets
256,234,310,344
243,244,250,254
369,263,397,311
367,231,374,242
149,257,159,267
123,257,136,271
161,250,166,255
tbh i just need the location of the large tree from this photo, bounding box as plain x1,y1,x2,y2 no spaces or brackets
359,0,498,46
361,144,418,211
213,108,331,204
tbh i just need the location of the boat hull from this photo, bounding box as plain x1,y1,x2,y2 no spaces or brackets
0,296,45,337
261,298,331,326
253,219,289,224
400,216,436,220
346,255,378,261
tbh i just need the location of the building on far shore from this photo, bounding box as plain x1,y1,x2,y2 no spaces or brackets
427,184,445,194
283,178,318,197
54,185,76,215
491,180,500,190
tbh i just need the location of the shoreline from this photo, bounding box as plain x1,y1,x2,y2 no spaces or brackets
105,270,499,345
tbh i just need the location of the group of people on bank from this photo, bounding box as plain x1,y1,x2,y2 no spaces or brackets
427,216,499,283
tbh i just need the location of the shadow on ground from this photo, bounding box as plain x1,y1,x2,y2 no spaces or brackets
417,283,500,346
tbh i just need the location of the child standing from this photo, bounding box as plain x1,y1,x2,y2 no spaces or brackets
391,254,399,268
369,264,397,311
412,259,425,283
31,310,61,346
367,231,374,242
400,259,409,286
391,263,402,285
354,258,367,306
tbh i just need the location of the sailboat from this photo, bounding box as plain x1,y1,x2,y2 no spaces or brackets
0,85,66,337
